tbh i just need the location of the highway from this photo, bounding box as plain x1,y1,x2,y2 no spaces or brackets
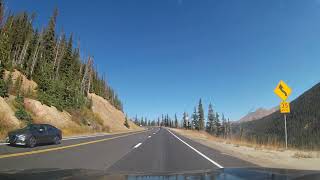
0,127,256,174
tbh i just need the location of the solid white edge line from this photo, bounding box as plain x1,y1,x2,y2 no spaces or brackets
133,142,142,149
167,129,224,169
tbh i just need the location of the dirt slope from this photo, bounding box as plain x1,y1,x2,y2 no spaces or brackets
0,69,140,138
88,93,141,132
24,98,78,129
0,97,20,127
4,70,37,93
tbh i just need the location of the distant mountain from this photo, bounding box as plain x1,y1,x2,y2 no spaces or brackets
238,107,277,123
232,82,320,149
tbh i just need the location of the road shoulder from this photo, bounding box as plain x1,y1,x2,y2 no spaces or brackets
170,128,320,171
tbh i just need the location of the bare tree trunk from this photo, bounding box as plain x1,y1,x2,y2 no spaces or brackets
30,30,44,78
54,42,66,80
81,56,93,95
17,39,30,68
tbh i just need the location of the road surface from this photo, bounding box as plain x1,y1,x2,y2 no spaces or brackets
0,127,256,174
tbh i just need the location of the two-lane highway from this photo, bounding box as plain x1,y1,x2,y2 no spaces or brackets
0,127,256,174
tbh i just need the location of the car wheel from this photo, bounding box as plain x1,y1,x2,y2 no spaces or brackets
28,136,37,148
53,135,61,145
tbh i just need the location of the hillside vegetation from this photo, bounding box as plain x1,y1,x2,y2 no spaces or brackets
0,2,122,111
232,82,320,149
0,69,140,138
0,1,140,137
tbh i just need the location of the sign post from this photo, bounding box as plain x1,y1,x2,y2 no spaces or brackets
274,80,292,149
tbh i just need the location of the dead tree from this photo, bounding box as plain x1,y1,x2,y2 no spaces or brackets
54,34,66,80
29,29,44,78
80,56,93,95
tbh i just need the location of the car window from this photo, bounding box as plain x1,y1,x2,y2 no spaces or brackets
47,126,54,132
39,125,46,131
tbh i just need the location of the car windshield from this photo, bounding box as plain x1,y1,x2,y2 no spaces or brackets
0,0,320,179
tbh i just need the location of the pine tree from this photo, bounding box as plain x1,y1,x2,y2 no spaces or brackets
198,98,205,130
206,103,215,134
14,93,32,122
214,112,221,136
192,107,198,130
0,61,8,97
0,16,12,68
174,113,178,128
124,114,130,128
0,0,4,26
182,112,188,129
13,75,23,95
221,113,227,138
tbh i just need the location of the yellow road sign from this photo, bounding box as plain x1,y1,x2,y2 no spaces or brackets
280,101,290,113
274,80,292,101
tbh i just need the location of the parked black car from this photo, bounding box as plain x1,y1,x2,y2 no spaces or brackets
7,124,62,148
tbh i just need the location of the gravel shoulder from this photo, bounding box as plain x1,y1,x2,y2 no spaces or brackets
171,128,320,171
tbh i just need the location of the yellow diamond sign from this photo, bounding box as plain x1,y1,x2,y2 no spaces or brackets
280,101,290,113
274,80,291,101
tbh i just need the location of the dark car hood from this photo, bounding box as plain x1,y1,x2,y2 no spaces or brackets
8,129,31,136
0,168,319,180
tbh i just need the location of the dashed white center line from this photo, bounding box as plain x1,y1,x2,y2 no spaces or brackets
133,143,142,149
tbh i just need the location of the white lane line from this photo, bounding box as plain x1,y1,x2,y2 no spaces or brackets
133,143,142,149
167,129,224,169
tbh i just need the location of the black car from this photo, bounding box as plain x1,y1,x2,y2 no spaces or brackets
7,124,62,148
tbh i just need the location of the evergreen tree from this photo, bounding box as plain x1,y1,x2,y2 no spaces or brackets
124,114,130,128
221,113,227,138
14,93,32,122
0,62,8,97
214,112,221,136
182,112,188,129
192,107,198,130
0,15,12,68
198,98,205,130
206,103,215,134
174,113,178,128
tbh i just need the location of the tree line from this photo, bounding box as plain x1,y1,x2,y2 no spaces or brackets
135,98,231,138
0,2,123,112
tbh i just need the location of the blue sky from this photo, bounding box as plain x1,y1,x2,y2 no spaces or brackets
7,0,320,121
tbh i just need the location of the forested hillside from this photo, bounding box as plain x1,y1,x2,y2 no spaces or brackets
0,1,122,112
232,82,320,149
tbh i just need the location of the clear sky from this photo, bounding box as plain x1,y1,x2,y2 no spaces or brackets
6,0,320,121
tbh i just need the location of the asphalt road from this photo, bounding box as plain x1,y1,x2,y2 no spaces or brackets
0,127,256,174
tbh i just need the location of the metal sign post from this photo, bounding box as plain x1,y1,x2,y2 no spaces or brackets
284,114,288,149
274,81,291,149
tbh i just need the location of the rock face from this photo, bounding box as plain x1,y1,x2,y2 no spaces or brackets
4,70,37,93
238,107,277,123
0,97,20,128
0,69,141,137
89,93,141,132
24,98,78,129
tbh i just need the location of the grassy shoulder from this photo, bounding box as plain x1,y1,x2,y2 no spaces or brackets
170,128,320,170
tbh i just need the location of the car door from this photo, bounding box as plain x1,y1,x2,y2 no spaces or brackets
47,126,56,143
36,125,49,143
